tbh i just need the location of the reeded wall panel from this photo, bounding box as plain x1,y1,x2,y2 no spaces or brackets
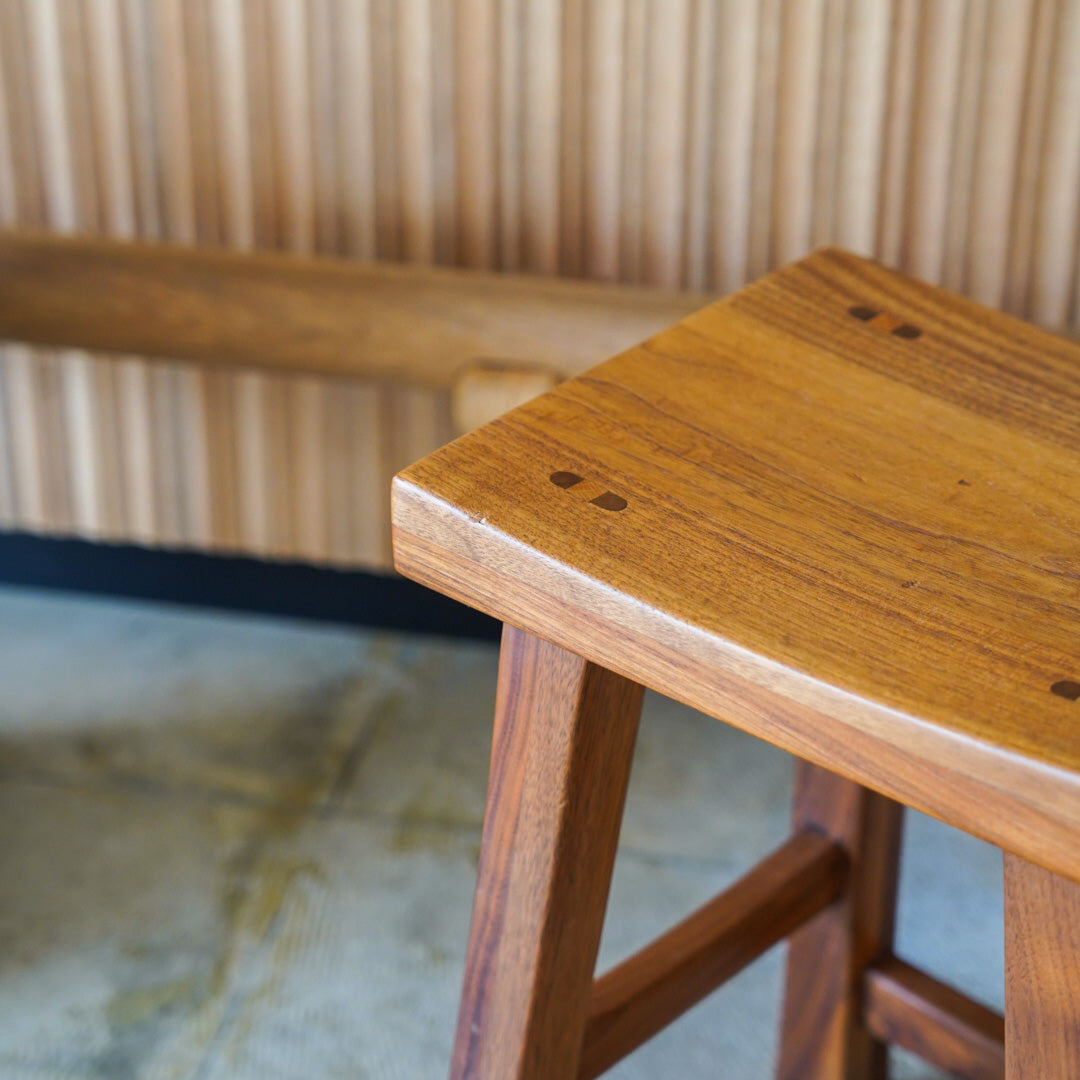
0,0,1077,568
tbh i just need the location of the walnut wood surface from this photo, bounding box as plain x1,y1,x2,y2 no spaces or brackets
1005,854,1080,1078
578,829,845,1080
0,231,705,388
448,624,643,1080
393,248,1080,882
863,958,1004,1080
776,762,904,1079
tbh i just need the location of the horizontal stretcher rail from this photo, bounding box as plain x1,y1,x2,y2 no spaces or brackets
578,830,846,1079
863,957,1004,1080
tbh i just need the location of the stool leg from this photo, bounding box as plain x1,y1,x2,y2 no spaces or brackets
449,625,644,1080
776,761,905,1080
1004,854,1080,1077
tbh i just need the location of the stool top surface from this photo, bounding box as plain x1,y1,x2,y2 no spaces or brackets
393,249,1080,878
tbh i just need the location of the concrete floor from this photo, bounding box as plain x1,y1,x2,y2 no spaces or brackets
0,585,1003,1078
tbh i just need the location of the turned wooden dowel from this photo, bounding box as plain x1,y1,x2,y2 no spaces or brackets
0,231,708,388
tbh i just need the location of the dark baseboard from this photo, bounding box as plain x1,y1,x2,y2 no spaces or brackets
0,531,501,641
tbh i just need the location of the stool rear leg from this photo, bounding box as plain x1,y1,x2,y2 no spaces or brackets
1005,854,1080,1078
777,761,905,1080
449,625,643,1080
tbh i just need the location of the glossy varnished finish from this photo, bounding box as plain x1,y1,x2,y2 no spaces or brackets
1005,854,1080,1078
393,248,1080,882
776,762,904,1079
449,625,643,1080
0,232,706,388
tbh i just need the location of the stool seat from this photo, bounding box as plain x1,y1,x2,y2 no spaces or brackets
394,248,1080,1079
394,247,1080,884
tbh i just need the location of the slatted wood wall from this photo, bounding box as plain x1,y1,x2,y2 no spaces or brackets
0,0,1078,568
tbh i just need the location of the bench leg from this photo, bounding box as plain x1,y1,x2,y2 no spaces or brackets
776,761,905,1080
448,625,644,1080
1005,854,1080,1077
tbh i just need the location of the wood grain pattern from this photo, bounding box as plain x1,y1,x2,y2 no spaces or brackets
863,958,1004,1080
579,829,845,1080
393,247,1080,882
776,763,903,1080
449,624,643,1080
1005,853,1080,1078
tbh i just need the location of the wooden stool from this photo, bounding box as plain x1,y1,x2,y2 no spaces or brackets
391,249,1080,1079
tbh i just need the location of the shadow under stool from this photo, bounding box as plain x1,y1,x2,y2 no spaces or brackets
391,248,1080,1079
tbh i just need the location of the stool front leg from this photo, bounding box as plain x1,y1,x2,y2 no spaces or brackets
449,625,644,1080
1005,854,1080,1077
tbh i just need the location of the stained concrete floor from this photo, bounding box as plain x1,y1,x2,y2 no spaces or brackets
0,584,1003,1078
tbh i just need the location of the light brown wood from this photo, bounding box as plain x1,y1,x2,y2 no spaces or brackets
579,829,845,1080
450,362,560,435
0,231,707,389
1005,853,1080,1078
449,624,643,1080
393,248,1080,883
777,762,903,1080
863,958,1004,1080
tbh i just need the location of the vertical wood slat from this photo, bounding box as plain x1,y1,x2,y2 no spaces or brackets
901,1,969,285
1028,0,1080,326
833,0,891,257
808,0,843,253
680,0,716,292
336,0,376,261
582,0,623,282
640,0,690,288
114,356,155,543
772,0,826,266
746,0,781,281
710,1,758,293
965,0,1034,307
521,0,561,275
397,0,435,265
455,0,497,270
875,0,918,267
1,0,1079,571
940,0,989,296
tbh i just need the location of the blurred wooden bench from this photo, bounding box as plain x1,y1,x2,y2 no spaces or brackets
0,232,707,565
0,230,708,432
